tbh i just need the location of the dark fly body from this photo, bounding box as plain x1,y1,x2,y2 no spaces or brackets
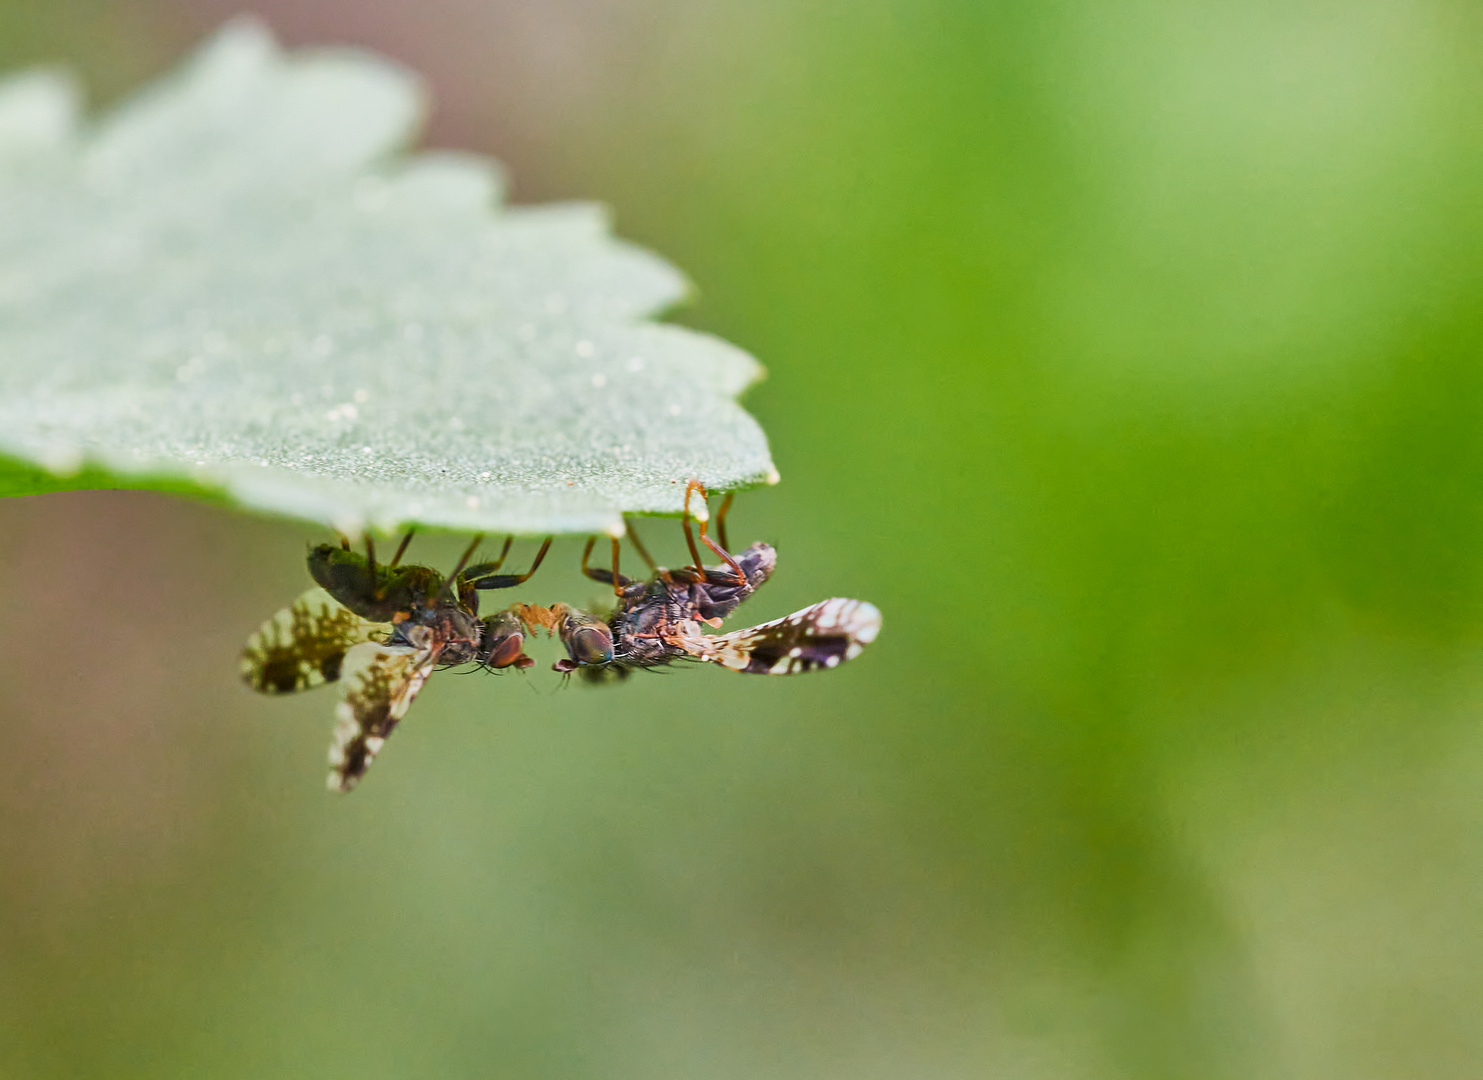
551,483,879,682
241,484,881,793
243,532,551,791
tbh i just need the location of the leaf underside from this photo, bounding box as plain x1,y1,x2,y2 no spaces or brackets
0,20,776,536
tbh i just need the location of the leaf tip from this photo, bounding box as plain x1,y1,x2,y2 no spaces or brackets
0,68,80,152
194,14,283,75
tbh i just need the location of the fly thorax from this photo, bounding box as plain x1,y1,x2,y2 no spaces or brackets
407,605,481,663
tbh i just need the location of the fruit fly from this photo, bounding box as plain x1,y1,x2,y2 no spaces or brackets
551,482,881,680
241,533,551,791
241,486,882,791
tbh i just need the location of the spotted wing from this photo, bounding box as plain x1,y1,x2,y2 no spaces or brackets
241,588,389,694
327,627,438,793
683,598,882,674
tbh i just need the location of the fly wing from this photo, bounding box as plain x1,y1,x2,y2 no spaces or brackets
327,627,438,793
241,588,389,694
681,598,882,674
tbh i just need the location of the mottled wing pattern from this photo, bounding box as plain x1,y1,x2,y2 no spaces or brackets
241,588,389,694
686,598,882,674
327,626,438,793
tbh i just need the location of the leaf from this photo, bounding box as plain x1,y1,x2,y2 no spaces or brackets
0,20,777,536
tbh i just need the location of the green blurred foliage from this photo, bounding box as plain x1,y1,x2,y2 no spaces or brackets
3,2,1483,1078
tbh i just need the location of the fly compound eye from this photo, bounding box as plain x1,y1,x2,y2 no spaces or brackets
567,625,614,666
486,631,527,669
479,611,531,669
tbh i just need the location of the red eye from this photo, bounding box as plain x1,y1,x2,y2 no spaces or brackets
487,633,527,669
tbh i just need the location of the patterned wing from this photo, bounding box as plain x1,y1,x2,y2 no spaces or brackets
683,598,882,674
241,588,389,694
327,626,438,793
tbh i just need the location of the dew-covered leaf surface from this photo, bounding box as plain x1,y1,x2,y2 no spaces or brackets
0,21,775,536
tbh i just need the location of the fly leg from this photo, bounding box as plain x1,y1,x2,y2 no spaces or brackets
467,538,553,590
389,530,415,569
682,481,707,575
582,536,636,596
462,537,514,582
623,517,659,574
437,534,486,604
684,480,744,585
715,492,734,553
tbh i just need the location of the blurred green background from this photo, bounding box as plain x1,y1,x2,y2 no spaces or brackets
4,2,1483,1077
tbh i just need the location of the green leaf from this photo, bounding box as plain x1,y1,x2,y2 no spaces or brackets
0,20,776,536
